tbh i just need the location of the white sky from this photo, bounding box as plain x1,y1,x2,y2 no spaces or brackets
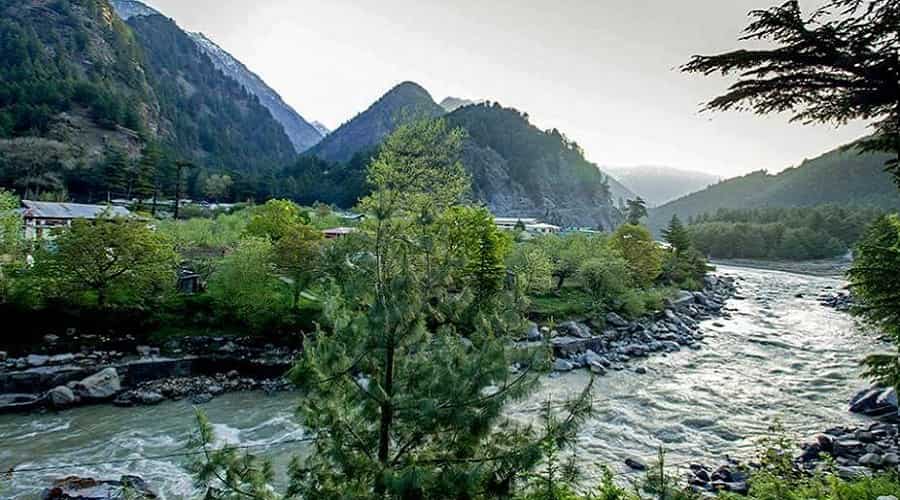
141,0,870,178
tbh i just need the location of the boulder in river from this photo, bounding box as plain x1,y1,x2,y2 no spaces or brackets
42,475,157,499
48,386,77,408
74,368,121,401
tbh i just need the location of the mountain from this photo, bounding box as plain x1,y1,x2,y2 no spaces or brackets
605,166,719,207
648,145,900,233
296,82,625,228
307,81,446,163
0,0,160,195
122,13,297,177
107,0,159,18
446,103,625,228
440,97,484,112
311,121,331,137
187,32,323,152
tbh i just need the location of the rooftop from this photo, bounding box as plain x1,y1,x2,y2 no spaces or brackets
22,201,132,220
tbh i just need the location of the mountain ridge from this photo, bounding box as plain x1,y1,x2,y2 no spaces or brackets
605,165,719,207
648,145,900,234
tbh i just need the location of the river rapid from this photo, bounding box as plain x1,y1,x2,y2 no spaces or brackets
0,265,884,498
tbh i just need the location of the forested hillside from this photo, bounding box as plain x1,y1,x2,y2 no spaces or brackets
446,103,625,228
307,82,445,163
687,205,883,260
0,0,158,198
126,14,297,182
648,146,899,233
0,0,301,202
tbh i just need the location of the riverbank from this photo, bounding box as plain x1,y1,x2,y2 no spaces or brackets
711,257,852,277
1,265,890,498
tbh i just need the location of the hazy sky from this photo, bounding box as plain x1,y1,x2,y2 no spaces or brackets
142,0,870,178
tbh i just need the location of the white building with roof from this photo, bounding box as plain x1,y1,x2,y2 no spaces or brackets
21,201,132,240
493,217,561,234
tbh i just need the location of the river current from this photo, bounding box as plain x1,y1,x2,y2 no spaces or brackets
0,265,884,498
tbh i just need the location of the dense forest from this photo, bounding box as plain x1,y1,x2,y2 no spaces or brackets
648,146,900,234
687,205,884,260
0,0,298,203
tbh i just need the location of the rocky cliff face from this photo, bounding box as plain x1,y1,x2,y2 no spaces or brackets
188,33,324,153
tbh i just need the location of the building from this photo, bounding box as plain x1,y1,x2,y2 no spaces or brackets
323,227,357,239
21,201,132,240
493,217,561,234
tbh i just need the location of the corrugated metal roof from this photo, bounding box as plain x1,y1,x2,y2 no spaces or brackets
21,201,131,219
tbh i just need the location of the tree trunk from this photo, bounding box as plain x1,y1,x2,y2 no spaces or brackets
96,285,107,308
555,274,566,291
376,342,395,494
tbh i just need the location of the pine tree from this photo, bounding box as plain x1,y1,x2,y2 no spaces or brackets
625,197,648,225
662,215,691,254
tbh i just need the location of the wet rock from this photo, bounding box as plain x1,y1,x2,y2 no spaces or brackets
138,391,165,405
634,366,647,375
859,453,883,467
0,351,6,361
42,475,157,499
74,368,121,401
191,392,214,404
625,458,647,471
836,465,871,480
605,313,629,328
48,386,77,408
553,359,574,372
27,354,50,367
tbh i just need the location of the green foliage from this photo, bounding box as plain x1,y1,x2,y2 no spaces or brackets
625,198,648,225
849,214,900,390
157,209,249,257
208,237,287,331
537,234,594,291
686,206,882,260
273,224,324,308
579,256,631,308
188,410,278,500
0,1,150,137
661,215,690,254
258,119,556,498
32,217,177,308
609,225,663,288
244,199,310,242
509,243,554,295
0,188,22,302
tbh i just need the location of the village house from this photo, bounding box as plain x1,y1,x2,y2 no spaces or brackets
21,201,132,240
493,217,561,234
322,227,357,239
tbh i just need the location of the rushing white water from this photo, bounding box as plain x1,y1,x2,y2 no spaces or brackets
0,266,884,498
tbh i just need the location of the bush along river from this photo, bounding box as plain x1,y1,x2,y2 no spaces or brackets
0,265,894,498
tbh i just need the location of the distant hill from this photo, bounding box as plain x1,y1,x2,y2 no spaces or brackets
648,145,900,233
440,97,485,112
307,82,446,163
311,121,331,137
605,166,719,207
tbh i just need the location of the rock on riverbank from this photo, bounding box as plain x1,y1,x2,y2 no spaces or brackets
528,275,737,375
43,475,157,499
1,336,300,413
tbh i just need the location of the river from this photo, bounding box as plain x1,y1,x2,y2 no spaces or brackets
0,265,883,498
